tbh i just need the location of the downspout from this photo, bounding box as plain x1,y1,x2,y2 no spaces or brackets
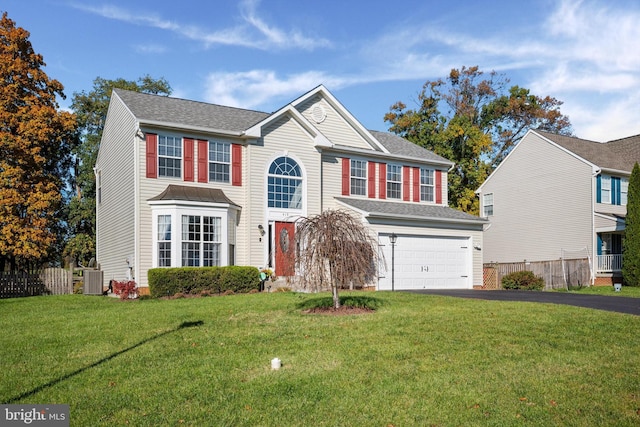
134,125,141,286
591,167,601,286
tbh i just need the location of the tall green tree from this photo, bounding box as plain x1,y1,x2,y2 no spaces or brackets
385,66,572,214
623,162,640,286
0,12,77,270
65,76,172,265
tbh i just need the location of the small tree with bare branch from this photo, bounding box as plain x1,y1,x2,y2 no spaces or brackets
295,210,380,308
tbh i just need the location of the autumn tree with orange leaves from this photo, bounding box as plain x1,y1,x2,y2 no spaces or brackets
0,12,77,271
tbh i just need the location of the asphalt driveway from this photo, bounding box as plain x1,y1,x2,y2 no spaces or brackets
405,289,640,316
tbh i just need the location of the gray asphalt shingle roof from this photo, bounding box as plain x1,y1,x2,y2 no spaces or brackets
148,185,240,207
369,130,453,164
114,88,270,133
114,89,449,162
536,130,640,173
336,197,487,223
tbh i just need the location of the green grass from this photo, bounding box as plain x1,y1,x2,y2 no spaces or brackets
1,292,639,426
564,284,640,298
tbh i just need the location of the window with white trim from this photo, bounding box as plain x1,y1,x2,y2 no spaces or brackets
209,140,230,182
420,168,434,202
181,215,221,267
350,159,367,196
268,157,303,209
387,164,402,199
601,175,611,204
483,193,494,217
157,214,172,267
158,135,182,177
621,178,628,206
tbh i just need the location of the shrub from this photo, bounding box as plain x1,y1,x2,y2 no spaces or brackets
112,280,138,300
501,271,544,290
148,266,260,298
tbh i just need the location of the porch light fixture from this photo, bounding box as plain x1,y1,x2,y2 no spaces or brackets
258,224,265,236
389,233,397,292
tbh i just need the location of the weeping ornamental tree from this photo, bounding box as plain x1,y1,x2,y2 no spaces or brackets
295,210,380,309
622,162,640,286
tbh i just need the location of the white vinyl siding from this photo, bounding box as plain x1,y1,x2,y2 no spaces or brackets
95,93,137,288
480,132,593,263
297,97,373,150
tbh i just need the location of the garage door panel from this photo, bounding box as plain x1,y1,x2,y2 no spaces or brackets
379,235,471,290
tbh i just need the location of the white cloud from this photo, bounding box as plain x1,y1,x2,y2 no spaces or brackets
71,1,331,51
204,70,351,109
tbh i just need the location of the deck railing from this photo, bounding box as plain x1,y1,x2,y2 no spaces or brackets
596,254,622,273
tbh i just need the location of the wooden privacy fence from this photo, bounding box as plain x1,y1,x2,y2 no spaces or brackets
483,258,592,290
0,268,73,298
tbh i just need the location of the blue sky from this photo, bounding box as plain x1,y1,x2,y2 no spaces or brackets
3,0,639,141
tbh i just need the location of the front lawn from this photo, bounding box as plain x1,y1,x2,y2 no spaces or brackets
1,292,639,426
564,284,640,298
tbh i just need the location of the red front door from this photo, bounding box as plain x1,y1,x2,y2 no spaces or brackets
275,222,295,276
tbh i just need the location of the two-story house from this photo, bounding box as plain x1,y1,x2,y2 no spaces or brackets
95,85,486,293
477,129,638,285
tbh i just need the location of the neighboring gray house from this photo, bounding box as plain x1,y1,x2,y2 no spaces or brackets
95,85,487,293
477,129,638,285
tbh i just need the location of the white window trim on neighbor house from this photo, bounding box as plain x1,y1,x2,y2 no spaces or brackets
483,193,494,217
150,204,237,268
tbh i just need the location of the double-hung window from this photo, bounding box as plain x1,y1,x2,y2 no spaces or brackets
483,193,494,217
157,215,172,267
387,164,402,199
350,159,367,196
600,175,611,204
181,215,221,267
621,178,628,205
209,140,230,182
158,135,182,177
420,168,434,202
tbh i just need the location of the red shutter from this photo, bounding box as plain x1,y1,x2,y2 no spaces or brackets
378,163,386,199
413,167,420,202
145,133,157,179
183,138,194,182
197,140,208,183
435,170,442,204
232,144,242,186
368,161,376,198
402,166,410,201
341,158,350,195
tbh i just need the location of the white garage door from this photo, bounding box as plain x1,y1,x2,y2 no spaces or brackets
378,235,472,290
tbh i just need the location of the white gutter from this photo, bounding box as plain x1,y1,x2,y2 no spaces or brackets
322,145,454,168
139,119,246,138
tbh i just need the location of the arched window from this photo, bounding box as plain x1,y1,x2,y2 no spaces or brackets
268,157,303,209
